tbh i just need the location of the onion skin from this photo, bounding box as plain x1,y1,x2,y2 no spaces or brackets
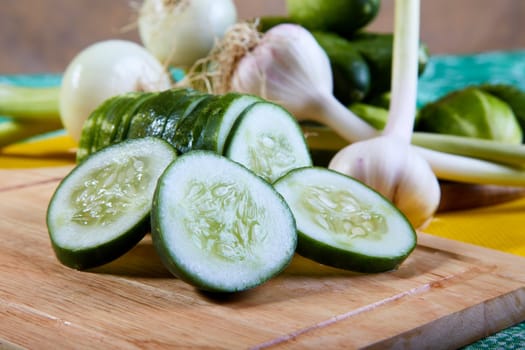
59,40,171,141
138,0,238,69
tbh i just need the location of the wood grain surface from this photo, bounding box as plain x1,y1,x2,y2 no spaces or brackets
0,167,524,349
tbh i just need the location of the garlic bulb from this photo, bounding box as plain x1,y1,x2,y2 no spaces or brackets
329,137,441,229
231,23,377,142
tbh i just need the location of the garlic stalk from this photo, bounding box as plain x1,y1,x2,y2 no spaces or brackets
329,0,441,229
232,23,377,142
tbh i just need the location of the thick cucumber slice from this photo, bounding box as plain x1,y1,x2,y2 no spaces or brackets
170,95,215,154
273,167,417,273
76,96,116,162
195,92,260,154
126,88,200,141
126,91,169,140
151,151,297,292
225,102,312,183
94,92,142,151
112,92,157,144
162,91,209,148
47,137,177,270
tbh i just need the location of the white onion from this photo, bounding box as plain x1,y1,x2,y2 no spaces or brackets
59,40,171,141
138,0,237,69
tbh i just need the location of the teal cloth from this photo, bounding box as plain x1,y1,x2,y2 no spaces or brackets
1,52,525,349
0,73,62,87
417,49,525,106
462,322,525,350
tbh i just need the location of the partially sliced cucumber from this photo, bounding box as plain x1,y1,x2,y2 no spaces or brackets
47,137,177,270
76,96,116,162
274,167,417,273
95,92,142,151
151,151,297,292
162,91,209,148
195,92,261,154
226,102,312,183
170,95,215,154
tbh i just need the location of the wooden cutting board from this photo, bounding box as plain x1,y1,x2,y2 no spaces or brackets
1,166,524,350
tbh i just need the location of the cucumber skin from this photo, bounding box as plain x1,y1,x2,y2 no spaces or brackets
195,93,261,153
170,95,216,154
161,93,209,148
48,214,150,271
295,231,415,273
96,93,142,151
312,31,371,104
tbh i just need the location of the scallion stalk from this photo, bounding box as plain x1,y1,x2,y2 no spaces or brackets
0,84,61,122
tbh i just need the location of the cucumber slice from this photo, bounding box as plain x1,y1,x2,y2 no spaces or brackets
225,102,312,183
126,91,168,140
273,167,417,273
95,92,142,151
161,91,209,148
126,88,199,141
76,96,116,162
170,95,215,154
151,151,297,292
195,92,260,154
112,92,157,144
47,137,177,270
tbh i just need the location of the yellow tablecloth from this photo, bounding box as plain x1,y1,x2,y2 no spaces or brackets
2,135,524,258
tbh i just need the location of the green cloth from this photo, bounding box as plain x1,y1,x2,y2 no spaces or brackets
462,322,525,349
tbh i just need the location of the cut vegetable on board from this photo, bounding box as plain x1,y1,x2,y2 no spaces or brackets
274,167,417,273
46,137,177,270
76,88,312,183
151,151,297,292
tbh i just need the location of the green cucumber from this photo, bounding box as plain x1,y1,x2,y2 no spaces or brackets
225,101,312,183
76,96,116,162
126,91,169,140
312,31,371,104
195,92,261,154
170,95,215,154
111,92,157,144
161,91,209,148
47,137,177,270
151,151,297,292
95,92,142,151
274,167,417,273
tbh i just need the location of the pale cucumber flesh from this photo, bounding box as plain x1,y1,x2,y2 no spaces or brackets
274,167,416,272
152,151,297,292
226,102,312,183
47,137,177,270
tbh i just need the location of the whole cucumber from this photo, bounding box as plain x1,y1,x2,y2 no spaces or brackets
350,32,430,99
286,0,381,38
312,31,371,104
